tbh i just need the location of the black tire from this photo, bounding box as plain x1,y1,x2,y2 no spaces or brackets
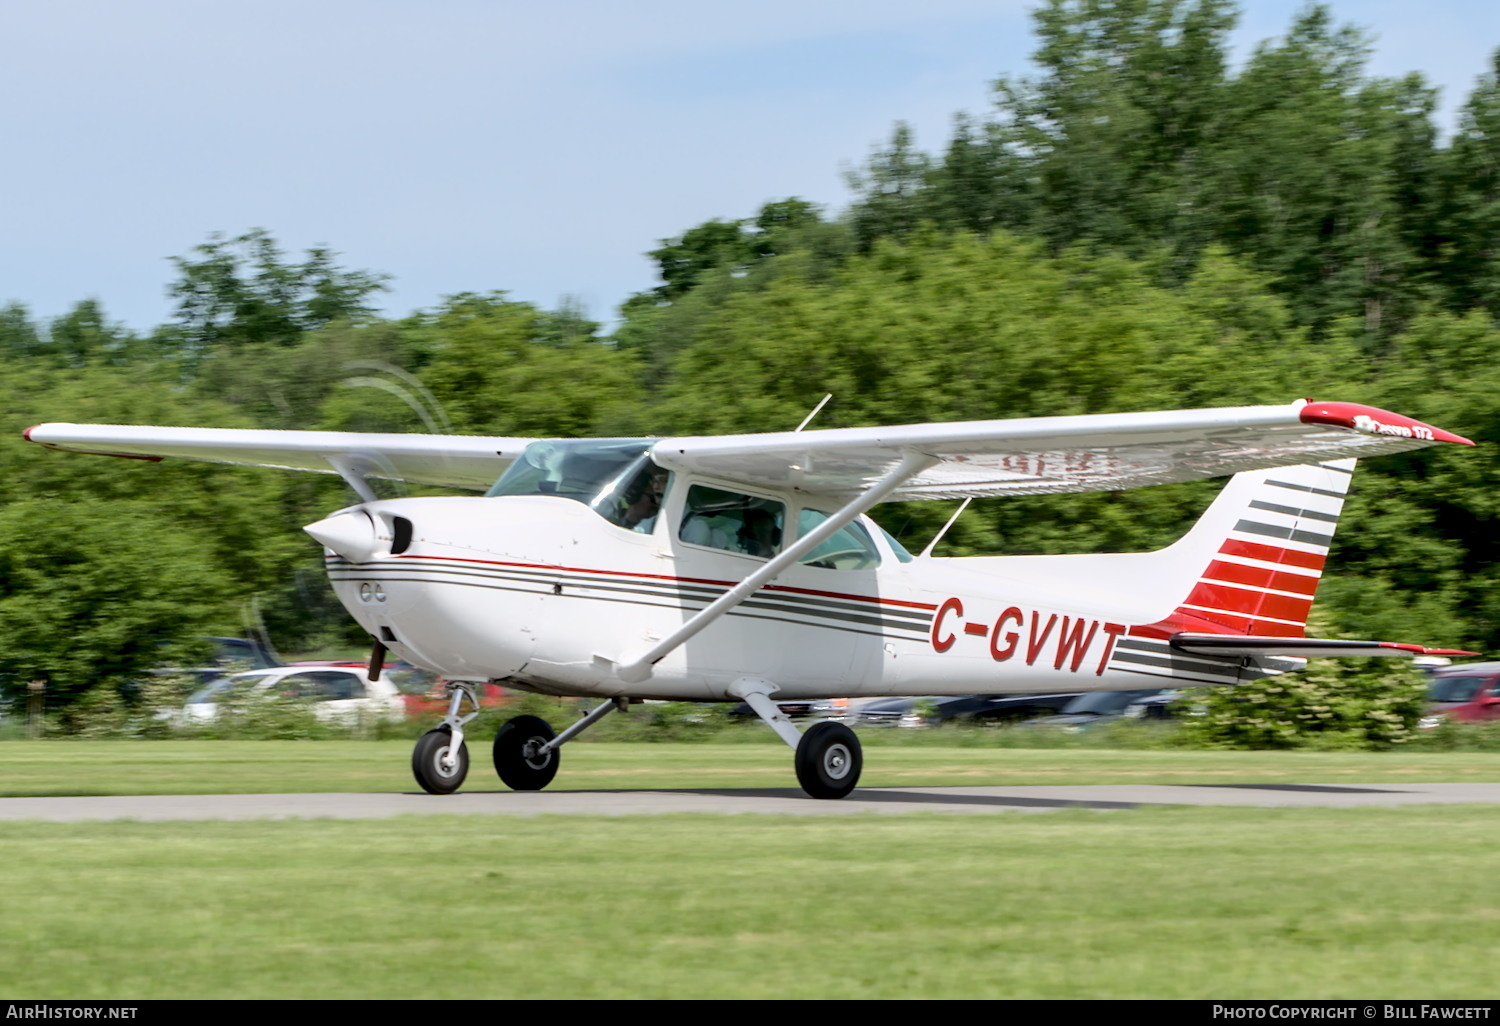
795,721,862,799
412,728,469,795
493,714,560,791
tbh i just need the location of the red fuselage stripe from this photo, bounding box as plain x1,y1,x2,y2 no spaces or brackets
329,552,940,611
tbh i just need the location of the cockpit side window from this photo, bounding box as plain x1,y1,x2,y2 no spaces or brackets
486,438,664,529
678,485,784,558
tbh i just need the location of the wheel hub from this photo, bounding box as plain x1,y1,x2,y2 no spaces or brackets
824,743,851,779
522,738,551,770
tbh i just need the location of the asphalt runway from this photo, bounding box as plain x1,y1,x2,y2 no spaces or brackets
2,782,1499,821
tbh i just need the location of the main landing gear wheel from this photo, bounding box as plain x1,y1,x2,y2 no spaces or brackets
795,721,862,799
412,728,469,795
494,714,560,791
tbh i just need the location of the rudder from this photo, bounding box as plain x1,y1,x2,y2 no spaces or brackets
1155,459,1353,638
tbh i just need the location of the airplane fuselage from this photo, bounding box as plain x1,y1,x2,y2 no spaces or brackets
322,490,1256,701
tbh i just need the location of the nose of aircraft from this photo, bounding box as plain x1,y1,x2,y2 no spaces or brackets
304,509,380,562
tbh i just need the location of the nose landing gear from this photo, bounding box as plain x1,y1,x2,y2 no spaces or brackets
411,681,483,795
410,686,628,795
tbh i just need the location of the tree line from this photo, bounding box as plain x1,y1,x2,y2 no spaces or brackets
2,0,1497,718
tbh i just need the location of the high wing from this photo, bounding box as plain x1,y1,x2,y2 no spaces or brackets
25,399,1471,500
649,400,1473,501
23,423,532,492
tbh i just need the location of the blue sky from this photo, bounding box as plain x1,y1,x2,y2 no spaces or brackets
3,0,1497,334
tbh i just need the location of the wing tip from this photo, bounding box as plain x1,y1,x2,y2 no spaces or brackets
1378,643,1482,657
1299,400,1475,447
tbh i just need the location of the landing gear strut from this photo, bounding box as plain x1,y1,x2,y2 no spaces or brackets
412,681,482,794
412,686,630,795
731,679,863,799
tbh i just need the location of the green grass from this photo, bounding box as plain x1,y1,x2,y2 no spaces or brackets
0,739,1498,796
1,807,1497,999
2,742,1495,999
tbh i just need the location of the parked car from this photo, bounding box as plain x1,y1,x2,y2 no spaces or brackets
1418,663,1500,728
1020,689,1177,731
149,636,281,690
180,664,406,724
858,692,1084,727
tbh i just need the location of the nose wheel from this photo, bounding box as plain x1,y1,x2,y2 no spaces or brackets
412,728,470,794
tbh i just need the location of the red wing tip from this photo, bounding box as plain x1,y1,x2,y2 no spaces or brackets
22,425,38,441
1299,401,1474,446
1378,643,1480,656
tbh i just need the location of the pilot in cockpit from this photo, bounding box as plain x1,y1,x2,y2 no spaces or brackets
623,467,669,533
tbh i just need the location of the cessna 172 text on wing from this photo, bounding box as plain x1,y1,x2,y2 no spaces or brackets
24,398,1475,798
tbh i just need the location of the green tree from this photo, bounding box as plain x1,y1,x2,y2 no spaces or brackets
1435,50,1500,317
0,499,232,714
167,228,389,361
1183,657,1430,750
416,293,641,437
844,122,935,248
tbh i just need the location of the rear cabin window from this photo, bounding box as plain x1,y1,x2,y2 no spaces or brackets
796,509,881,570
678,486,784,558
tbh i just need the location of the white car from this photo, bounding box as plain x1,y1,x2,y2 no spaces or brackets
182,664,406,725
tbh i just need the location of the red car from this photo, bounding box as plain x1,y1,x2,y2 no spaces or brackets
1422,663,1500,727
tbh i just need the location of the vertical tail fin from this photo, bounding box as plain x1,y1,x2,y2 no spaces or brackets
1108,459,1472,687
1155,459,1353,637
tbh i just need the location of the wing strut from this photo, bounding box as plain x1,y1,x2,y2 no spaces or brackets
613,450,938,684
326,455,380,503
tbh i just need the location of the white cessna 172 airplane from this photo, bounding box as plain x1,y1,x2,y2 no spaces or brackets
24,397,1476,798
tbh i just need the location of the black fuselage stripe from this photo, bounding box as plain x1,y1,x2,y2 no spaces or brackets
332,558,933,623
1111,650,1240,678
328,571,932,638
1113,665,1245,686
1114,644,1241,674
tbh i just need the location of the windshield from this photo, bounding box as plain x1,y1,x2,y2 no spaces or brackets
1429,676,1485,703
486,438,663,528
1061,689,1161,715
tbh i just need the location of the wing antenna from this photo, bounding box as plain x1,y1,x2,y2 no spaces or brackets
794,394,833,432
918,497,972,558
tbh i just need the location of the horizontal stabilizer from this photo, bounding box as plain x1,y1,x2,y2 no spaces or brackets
1171,633,1478,659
